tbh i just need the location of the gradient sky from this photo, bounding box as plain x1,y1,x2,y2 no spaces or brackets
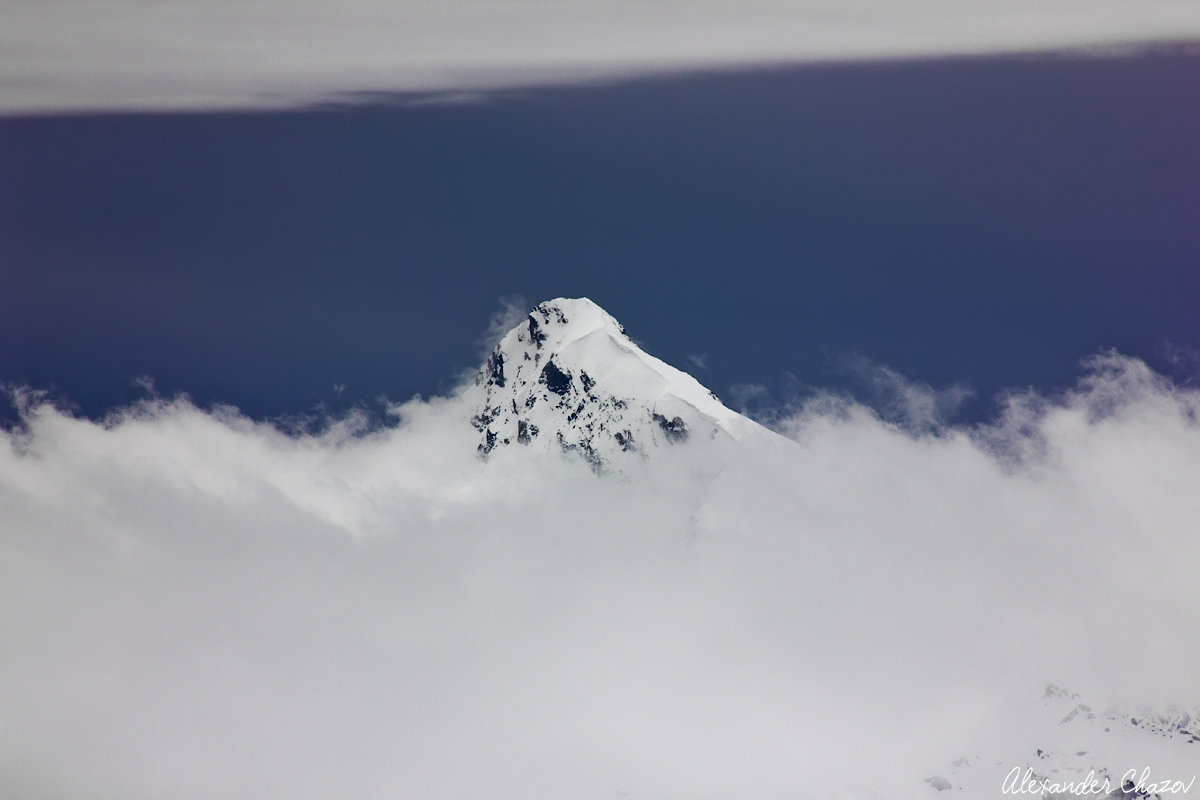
3,50,1200,423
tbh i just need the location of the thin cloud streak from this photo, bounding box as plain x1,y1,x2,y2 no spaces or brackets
3,0,1200,114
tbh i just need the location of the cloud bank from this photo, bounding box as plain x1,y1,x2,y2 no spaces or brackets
3,0,1200,114
3,352,1199,798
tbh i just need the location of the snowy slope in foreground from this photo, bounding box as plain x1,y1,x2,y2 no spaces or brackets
927,685,1199,797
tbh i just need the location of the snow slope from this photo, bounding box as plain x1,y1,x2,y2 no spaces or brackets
470,297,762,471
927,685,1200,797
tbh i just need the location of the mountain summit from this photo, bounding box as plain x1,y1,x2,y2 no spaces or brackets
471,298,752,470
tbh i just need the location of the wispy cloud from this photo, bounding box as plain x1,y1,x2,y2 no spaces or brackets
842,353,976,432
3,1,1199,114
3,352,1199,797
478,294,530,356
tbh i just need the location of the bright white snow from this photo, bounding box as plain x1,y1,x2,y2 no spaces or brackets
471,298,761,469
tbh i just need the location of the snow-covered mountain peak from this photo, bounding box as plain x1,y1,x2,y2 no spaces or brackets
494,297,624,354
471,297,752,470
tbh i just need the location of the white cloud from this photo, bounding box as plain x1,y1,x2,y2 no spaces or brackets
2,352,1199,798
2,0,1199,114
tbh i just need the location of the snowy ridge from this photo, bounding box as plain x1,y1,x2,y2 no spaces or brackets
470,297,755,471
927,686,1200,798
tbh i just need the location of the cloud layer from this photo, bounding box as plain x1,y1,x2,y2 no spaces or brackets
3,352,1199,798
4,0,1200,114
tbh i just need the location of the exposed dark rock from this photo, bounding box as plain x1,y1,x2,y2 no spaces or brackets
470,408,497,432
613,430,637,452
478,428,497,456
527,315,547,348
535,302,569,326
540,359,572,396
557,431,603,473
926,776,952,791
484,349,505,387
652,412,689,443
1061,705,1095,724
580,371,596,393
517,420,539,444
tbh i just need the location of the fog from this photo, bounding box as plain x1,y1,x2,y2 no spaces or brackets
3,352,1199,798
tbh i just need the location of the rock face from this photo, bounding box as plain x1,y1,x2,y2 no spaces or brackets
471,297,748,471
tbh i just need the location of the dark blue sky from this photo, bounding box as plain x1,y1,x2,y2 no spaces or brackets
3,50,1199,423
